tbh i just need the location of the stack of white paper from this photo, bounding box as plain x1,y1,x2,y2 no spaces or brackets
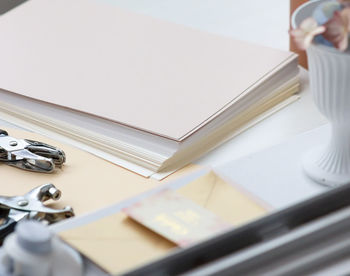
0,0,299,178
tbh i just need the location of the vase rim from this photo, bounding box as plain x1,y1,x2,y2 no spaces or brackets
291,0,323,29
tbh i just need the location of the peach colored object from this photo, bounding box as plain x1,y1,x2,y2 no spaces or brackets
60,171,267,274
290,18,326,50
290,0,310,68
0,128,199,216
323,8,350,51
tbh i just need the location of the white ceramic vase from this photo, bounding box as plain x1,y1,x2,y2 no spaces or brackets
303,44,350,186
293,0,350,186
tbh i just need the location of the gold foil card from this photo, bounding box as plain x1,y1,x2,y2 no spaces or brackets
123,189,232,247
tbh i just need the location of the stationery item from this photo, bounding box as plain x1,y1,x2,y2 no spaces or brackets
0,0,300,178
0,183,74,243
0,128,198,218
124,189,231,247
0,129,65,173
126,182,350,276
60,171,268,275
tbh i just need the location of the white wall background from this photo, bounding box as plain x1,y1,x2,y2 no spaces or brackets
101,0,290,50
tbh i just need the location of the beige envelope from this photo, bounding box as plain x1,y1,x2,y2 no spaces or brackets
60,171,269,275
0,127,198,216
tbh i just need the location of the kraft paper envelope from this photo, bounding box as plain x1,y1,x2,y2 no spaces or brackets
0,127,198,215
60,171,269,275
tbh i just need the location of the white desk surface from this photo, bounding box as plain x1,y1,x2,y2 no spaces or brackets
0,1,331,274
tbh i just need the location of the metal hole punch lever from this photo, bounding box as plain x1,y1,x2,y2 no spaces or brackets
0,129,66,173
0,183,74,243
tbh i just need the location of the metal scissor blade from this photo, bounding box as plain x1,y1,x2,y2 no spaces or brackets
0,184,73,242
31,207,74,223
24,139,66,167
7,149,55,173
0,130,66,173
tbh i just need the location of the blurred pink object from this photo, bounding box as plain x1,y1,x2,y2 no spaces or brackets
290,17,326,50
323,8,350,51
338,0,350,7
